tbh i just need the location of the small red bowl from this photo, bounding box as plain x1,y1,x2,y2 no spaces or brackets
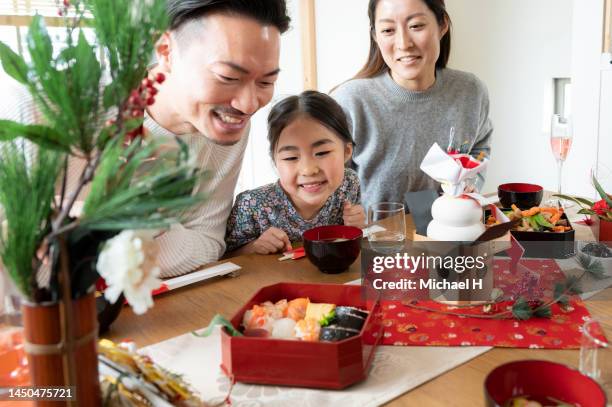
303,225,362,274
484,360,607,407
498,183,544,209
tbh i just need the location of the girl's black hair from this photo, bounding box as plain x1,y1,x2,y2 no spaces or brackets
267,91,354,158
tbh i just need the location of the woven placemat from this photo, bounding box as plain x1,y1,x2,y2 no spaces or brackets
142,327,490,407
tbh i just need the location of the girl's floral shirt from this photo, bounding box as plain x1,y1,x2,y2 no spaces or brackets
225,168,361,252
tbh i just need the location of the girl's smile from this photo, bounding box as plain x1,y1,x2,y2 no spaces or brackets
299,180,328,193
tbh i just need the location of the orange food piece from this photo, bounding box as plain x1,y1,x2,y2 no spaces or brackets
549,213,562,224
294,318,321,341
287,298,310,321
521,207,540,217
251,305,268,327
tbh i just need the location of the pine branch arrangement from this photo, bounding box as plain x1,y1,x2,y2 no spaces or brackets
0,0,203,303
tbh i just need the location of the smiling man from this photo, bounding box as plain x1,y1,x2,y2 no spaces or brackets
142,0,290,276
0,0,290,278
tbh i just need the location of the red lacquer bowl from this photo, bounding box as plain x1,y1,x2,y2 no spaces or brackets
498,183,544,209
484,360,607,407
303,225,362,274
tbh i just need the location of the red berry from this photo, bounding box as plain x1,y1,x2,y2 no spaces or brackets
63,0,70,6
146,97,155,106
128,94,140,105
58,9,63,16
131,109,143,117
155,73,165,83
142,78,153,88
148,87,158,96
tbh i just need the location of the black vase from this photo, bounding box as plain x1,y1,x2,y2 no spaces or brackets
96,293,124,334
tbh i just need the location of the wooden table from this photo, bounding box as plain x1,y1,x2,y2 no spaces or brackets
104,210,612,406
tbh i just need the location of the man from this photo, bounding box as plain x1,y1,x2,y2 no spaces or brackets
0,0,290,278
141,0,290,277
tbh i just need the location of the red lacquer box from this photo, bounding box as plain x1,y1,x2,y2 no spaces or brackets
220,282,382,389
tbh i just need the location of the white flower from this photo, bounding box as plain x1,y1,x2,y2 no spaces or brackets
96,230,161,315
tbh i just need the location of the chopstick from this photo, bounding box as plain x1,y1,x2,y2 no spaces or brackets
278,247,305,261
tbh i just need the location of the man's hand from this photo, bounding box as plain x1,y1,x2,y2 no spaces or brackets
343,202,366,229
251,227,292,254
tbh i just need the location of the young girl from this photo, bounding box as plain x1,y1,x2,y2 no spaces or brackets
225,91,365,255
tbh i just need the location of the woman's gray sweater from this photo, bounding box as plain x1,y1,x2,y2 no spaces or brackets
332,68,493,211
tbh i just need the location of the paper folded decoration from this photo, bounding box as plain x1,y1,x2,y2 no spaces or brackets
420,143,488,196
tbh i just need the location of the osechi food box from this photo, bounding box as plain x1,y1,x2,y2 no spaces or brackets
220,283,382,389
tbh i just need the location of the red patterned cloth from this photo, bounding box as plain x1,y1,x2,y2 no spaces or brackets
366,258,604,349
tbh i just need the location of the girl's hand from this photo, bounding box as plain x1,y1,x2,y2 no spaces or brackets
252,227,292,254
343,202,366,229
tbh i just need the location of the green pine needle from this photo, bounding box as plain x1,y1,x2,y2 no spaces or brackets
511,297,533,320
575,252,606,280
0,142,62,299
0,0,201,301
533,306,552,318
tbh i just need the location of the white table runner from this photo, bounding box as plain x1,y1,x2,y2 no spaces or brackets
142,327,490,407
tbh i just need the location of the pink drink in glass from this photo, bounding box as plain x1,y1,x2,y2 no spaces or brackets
550,136,572,161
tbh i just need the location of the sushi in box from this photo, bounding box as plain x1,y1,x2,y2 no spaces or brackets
220,282,382,389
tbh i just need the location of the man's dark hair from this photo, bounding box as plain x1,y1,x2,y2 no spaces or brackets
167,0,290,34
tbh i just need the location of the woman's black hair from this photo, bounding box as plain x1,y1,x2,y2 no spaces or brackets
167,0,290,34
267,91,354,158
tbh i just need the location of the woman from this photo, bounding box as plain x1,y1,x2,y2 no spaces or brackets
332,0,492,211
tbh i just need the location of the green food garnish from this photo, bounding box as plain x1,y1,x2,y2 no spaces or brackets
319,310,336,327
533,213,554,229
528,216,540,231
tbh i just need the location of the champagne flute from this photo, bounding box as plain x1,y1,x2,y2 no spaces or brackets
550,114,573,208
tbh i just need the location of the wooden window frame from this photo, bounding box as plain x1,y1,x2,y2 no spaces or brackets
300,0,317,90
605,0,611,53
0,15,68,27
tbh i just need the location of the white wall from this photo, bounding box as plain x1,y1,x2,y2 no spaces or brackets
315,0,370,92
598,59,612,191
445,0,574,194
313,0,603,198
567,0,609,197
